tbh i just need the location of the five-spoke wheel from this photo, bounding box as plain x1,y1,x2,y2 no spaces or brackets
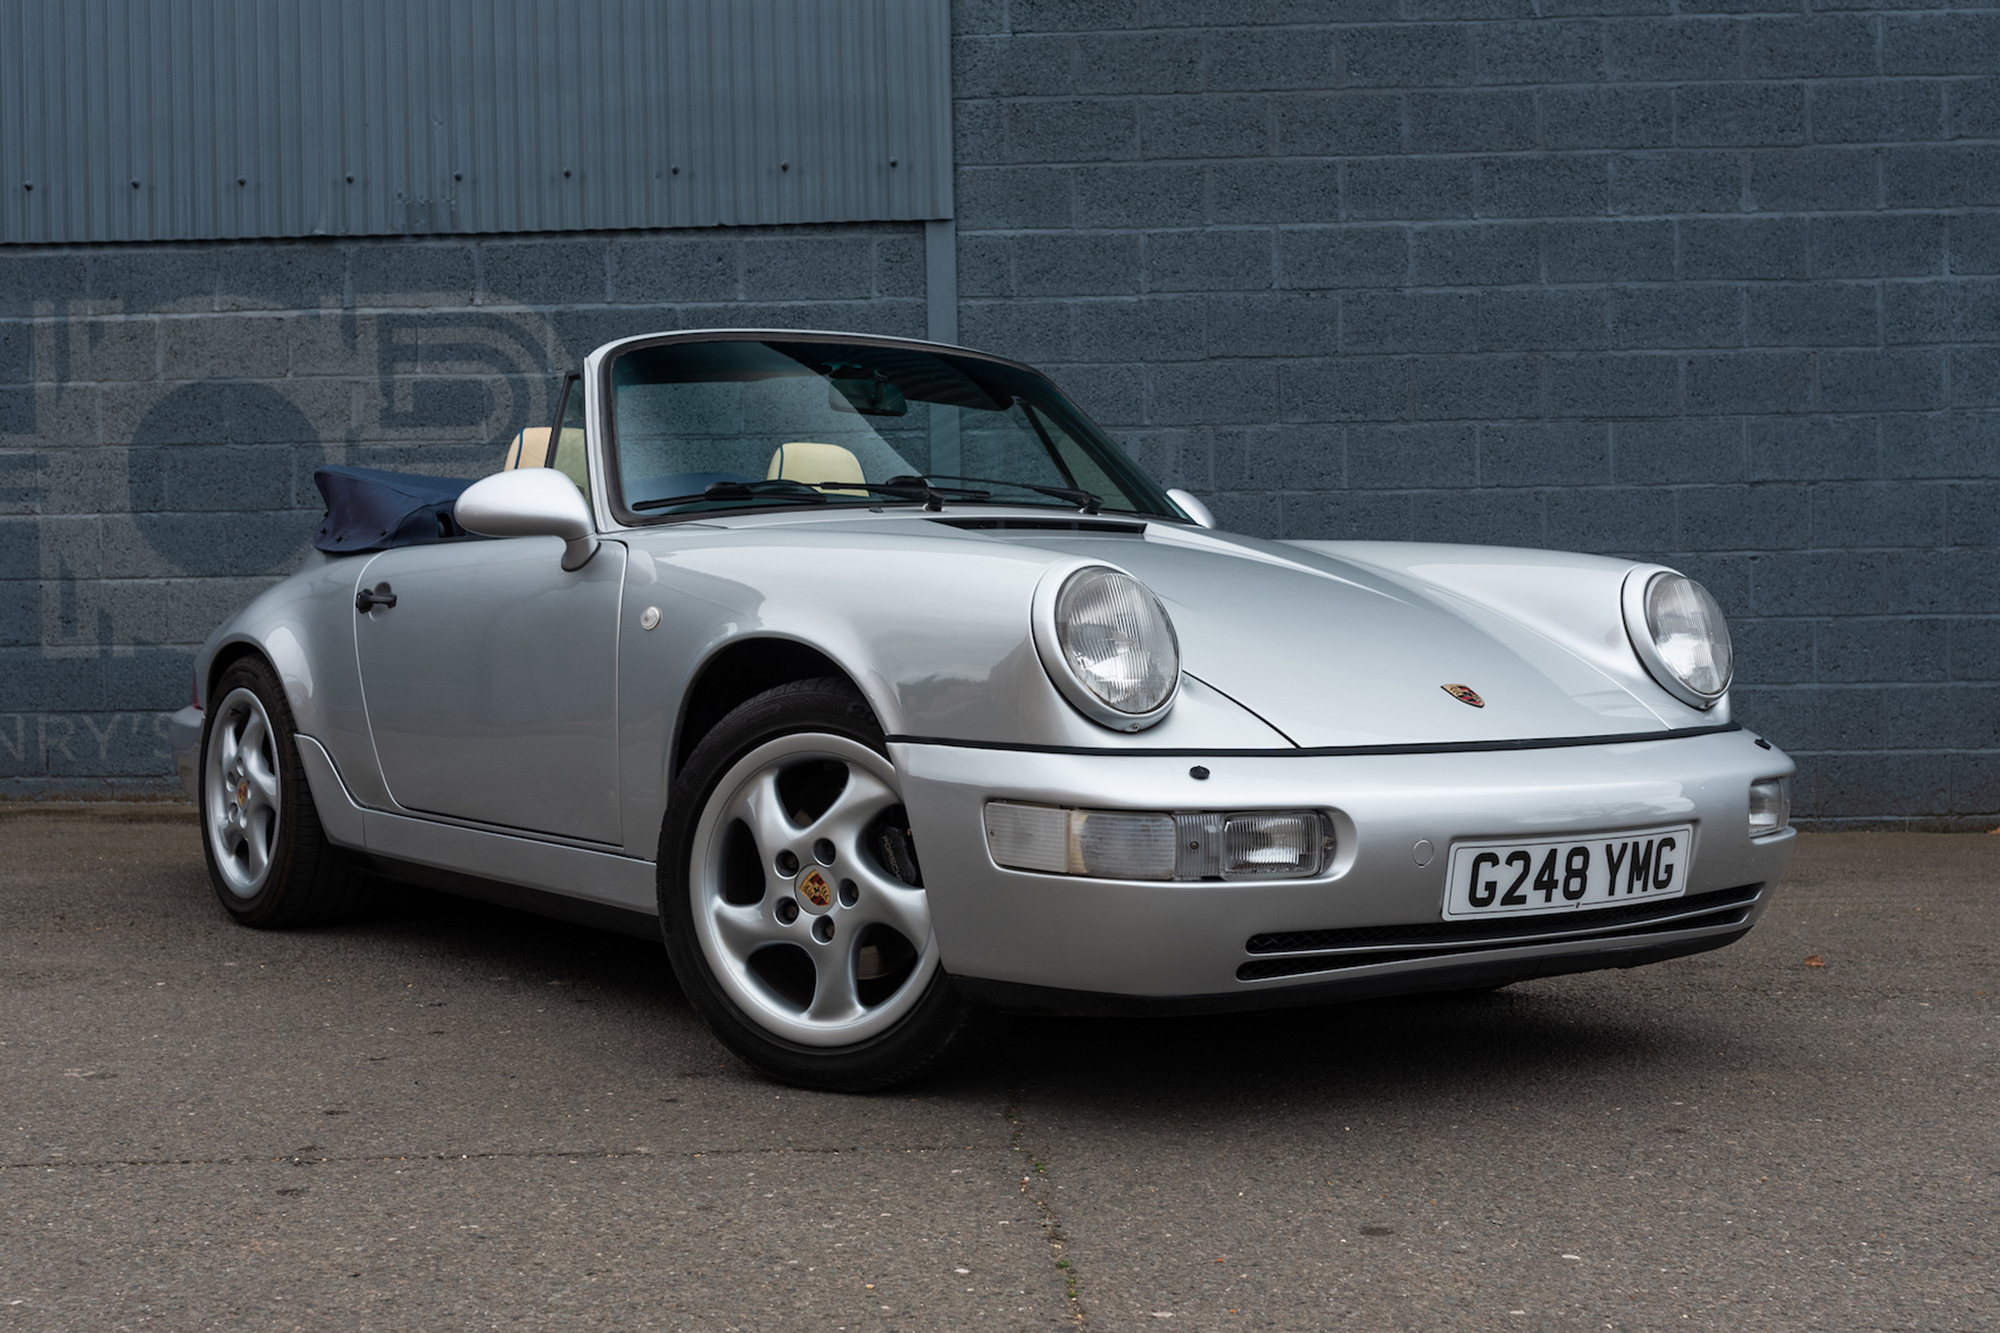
197,655,368,928
204,686,282,899
659,678,976,1090
692,732,937,1045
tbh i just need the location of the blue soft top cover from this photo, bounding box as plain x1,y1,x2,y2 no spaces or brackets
313,465,479,555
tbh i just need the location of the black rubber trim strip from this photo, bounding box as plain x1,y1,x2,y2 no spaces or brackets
949,929,1752,1019
1237,902,1759,981
884,720,1741,759
357,853,662,941
1247,883,1763,955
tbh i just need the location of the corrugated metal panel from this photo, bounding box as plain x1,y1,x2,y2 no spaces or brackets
0,0,952,244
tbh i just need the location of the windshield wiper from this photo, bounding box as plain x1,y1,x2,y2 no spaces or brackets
631,476,993,514
918,474,1103,514
631,479,827,512
872,475,996,511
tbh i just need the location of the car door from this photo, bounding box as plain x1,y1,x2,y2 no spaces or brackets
353,534,628,845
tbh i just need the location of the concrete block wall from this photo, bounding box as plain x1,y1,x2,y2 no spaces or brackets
951,0,2000,827
1,3,1995,824
0,225,925,799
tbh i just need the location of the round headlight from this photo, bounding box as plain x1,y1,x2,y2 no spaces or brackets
1036,566,1181,730
1626,570,1733,706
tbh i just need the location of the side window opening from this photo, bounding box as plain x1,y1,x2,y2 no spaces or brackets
551,374,589,500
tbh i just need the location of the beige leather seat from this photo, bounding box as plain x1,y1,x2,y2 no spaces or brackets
501,427,548,470
768,441,866,496
502,426,589,498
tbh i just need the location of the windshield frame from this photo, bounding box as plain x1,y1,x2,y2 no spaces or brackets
593,330,1190,528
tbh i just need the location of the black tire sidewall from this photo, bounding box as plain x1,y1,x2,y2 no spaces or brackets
198,657,313,927
657,680,971,1092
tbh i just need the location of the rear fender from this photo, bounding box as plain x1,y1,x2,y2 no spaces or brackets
194,554,391,809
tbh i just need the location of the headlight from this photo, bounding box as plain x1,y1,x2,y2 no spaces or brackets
1056,568,1179,713
1033,565,1181,730
1623,568,1733,708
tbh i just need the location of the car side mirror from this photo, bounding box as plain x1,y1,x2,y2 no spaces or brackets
455,468,600,571
1166,488,1216,529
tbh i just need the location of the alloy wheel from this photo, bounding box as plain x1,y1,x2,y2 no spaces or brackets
688,733,937,1047
204,686,282,899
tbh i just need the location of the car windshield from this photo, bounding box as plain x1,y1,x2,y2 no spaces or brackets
605,338,1179,520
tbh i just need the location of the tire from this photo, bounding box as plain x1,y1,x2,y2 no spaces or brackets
199,655,369,928
658,678,978,1092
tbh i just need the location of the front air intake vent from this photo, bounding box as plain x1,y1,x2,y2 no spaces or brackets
928,517,1147,535
1237,883,1763,982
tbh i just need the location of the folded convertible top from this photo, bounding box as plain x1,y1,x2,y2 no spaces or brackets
313,465,481,555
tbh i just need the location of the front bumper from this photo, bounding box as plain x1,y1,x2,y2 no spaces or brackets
894,729,1795,1005
169,706,204,804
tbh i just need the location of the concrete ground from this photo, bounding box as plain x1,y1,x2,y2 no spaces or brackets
0,812,1992,1332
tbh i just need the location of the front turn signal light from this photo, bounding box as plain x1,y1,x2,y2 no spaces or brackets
984,802,1332,882
1749,777,1790,837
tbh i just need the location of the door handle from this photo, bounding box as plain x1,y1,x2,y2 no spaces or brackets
356,583,397,612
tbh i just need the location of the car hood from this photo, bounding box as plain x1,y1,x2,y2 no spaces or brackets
1004,525,1675,748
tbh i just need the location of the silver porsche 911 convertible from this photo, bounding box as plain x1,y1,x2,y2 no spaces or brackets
170,329,1796,1090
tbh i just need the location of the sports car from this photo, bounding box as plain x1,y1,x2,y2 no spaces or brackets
169,329,1796,1090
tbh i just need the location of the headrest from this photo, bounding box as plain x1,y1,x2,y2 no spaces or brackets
503,427,552,470
502,425,588,497
769,441,866,496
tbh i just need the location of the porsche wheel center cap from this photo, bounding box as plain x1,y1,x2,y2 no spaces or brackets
796,868,835,915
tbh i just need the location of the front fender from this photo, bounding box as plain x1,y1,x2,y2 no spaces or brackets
614,531,1292,856
628,532,1292,747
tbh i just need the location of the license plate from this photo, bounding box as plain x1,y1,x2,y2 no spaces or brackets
1442,825,1694,921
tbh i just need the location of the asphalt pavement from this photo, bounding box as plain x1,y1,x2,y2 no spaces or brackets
0,810,1993,1332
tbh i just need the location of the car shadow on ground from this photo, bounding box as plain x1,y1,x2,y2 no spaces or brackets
345,876,688,1003
332,876,1724,1113
987,991,1719,1112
